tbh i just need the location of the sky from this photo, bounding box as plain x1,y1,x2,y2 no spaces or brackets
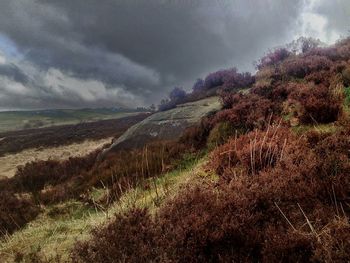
0,0,349,110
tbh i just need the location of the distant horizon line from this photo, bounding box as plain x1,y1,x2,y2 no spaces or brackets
0,106,149,112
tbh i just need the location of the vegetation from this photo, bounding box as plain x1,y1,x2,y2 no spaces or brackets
158,67,254,111
0,108,147,133
2,36,350,262
70,37,350,262
0,113,149,156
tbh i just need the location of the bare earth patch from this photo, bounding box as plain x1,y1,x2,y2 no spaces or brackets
0,138,112,179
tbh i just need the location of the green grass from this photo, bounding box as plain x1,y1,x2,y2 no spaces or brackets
0,109,144,133
291,123,338,135
344,87,350,106
0,154,207,262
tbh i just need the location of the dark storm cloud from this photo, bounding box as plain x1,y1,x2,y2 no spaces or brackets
0,0,348,109
0,63,29,83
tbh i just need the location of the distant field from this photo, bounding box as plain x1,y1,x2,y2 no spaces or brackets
0,108,147,132
0,113,150,156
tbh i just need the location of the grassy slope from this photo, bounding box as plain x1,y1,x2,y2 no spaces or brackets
0,121,343,262
0,154,208,262
0,109,143,133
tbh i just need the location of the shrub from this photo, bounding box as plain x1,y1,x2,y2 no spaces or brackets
203,68,254,91
179,117,213,150
8,150,99,198
71,208,158,263
70,124,350,262
206,122,236,150
256,48,291,70
214,93,276,131
94,142,187,204
281,55,332,79
287,83,343,124
2,141,187,205
222,70,255,91
192,78,205,93
203,69,228,89
209,126,297,180
158,98,177,111
0,191,40,236
307,46,343,61
219,91,239,109
342,66,350,87
169,86,186,102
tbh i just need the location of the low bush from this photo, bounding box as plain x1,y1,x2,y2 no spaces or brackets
280,55,332,79
214,93,276,131
8,150,99,199
209,126,297,180
0,191,40,236
256,48,291,70
342,66,350,87
179,117,213,150
287,83,343,124
1,140,187,205
71,208,158,263
72,126,350,262
206,122,236,150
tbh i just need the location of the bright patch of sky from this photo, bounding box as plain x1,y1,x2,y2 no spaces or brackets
297,0,340,44
0,33,20,59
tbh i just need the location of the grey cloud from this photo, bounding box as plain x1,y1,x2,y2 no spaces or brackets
0,0,348,109
0,63,29,83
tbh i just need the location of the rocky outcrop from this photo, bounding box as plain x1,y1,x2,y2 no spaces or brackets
103,96,221,154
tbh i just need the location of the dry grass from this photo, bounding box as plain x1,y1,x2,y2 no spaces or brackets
0,155,204,262
0,138,112,179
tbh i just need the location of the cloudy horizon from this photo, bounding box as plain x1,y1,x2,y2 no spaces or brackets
0,0,349,110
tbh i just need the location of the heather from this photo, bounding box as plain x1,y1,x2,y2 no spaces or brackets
71,38,350,262
3,37,350,262
72,126,350,262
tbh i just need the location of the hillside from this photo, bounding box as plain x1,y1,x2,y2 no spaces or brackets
104,96,221,152
1,37,350,262
0,108,146,133
0,114,149,157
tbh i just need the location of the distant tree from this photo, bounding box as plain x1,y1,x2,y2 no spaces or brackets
158,98,176,112
204,69,228,89
192,78,205,93
222,70,255,91
256,48,291,70
287,37,323,54
169,87,186,102
203,68,255,91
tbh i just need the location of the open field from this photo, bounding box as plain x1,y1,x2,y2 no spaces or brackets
0,137,112,179
0,109,147,133
0,113,150,157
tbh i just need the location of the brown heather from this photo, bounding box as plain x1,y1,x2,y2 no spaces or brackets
0,191,40,237
72,126,350,262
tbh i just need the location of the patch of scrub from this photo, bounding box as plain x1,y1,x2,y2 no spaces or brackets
0,155,207,262
0,138,112,178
